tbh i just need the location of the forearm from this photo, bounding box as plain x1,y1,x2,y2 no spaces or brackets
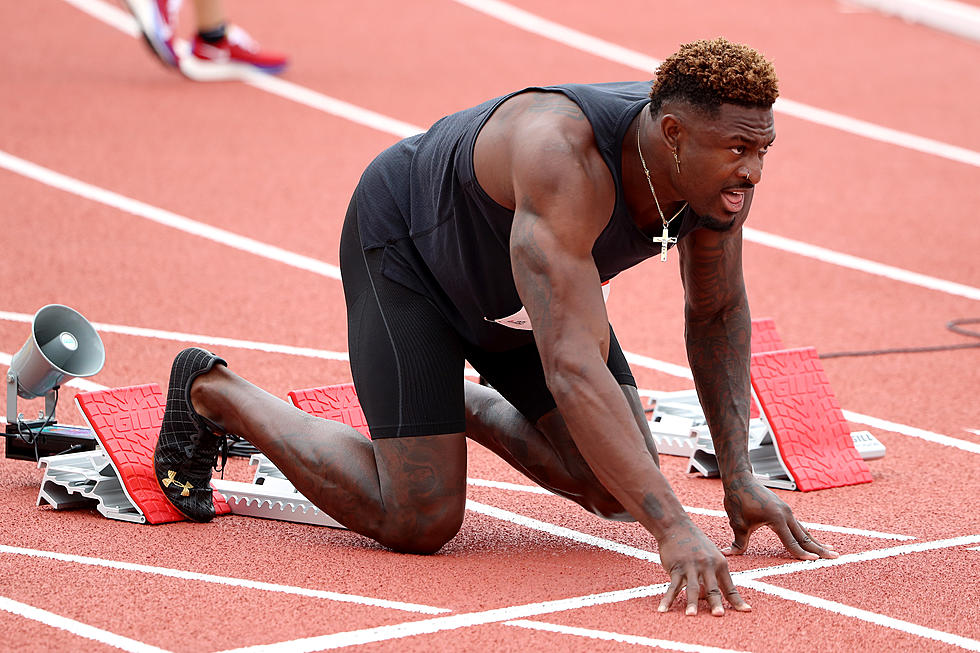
549,357,690,539
685,297,753,482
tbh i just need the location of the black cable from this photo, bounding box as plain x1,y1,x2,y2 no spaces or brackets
15,387,60,459
819,318,980,360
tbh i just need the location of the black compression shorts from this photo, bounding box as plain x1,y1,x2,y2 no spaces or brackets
339,199,637,439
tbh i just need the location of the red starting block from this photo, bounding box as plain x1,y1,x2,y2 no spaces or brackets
748,317,784,419
73,384,230,523
656,318,880,490
750,347,872,491
288,383,371,438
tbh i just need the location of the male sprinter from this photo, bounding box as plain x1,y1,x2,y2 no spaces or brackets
154,38,838,617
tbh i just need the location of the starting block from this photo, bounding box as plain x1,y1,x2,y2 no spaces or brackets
36,384,232,524
650,319,880,491
36,383,349,528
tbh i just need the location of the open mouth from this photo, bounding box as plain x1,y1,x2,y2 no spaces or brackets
721,190,746,213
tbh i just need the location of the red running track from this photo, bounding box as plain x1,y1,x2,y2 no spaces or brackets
1,0,978,651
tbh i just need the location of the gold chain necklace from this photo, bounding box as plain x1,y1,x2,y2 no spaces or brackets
636,110,687,262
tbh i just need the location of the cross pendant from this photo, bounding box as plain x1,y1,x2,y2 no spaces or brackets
652,225,677,262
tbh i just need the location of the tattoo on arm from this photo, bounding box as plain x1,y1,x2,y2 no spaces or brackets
683,233,752,480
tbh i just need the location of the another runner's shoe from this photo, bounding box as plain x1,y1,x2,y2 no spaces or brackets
154,347,228,522
124,0,182,67
190,25,288,74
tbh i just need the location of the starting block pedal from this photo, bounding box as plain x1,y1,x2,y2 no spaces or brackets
43,384,232,524
288,383,372,438
686,348,877,491
749,347,872,490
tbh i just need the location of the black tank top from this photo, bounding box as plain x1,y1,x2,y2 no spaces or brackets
352,81,700,351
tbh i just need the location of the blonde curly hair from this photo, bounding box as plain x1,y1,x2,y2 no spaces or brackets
649,37,779,114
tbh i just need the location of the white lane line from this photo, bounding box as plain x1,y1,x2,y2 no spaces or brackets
842,410,980,455
467,478,916,541
45,3,980,297
743,227,980,302
0,151,343,281
0,595,172,653
505,620,753,653
451,0,980,169
466,499,661,563
4,304,977,455
214,533,979,653
6,122,980,306
0,310,348,362
68,0,980,169
0,545,449,615
845,0,980,42
672,505,914,541
740,580,980,651
734,534,980,582
466,478,551,494
214,583,672,653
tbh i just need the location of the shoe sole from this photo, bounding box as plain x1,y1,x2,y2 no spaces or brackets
124,0,177,67
175,41,286,81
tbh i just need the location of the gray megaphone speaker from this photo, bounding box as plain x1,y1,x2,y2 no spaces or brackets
6,304,105,426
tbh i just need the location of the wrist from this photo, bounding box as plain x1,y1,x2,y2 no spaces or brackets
722,468,756,492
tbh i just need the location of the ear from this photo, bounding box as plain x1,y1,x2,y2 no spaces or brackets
658,113,684,152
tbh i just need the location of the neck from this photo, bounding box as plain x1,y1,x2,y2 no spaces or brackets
627,109,685,231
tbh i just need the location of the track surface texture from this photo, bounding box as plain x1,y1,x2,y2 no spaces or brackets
1,1,978,651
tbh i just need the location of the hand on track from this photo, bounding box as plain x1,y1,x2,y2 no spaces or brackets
657,520,752,616
722,473,839,560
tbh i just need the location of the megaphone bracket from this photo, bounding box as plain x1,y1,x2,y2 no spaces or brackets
6,371,96,462
7,369,59,426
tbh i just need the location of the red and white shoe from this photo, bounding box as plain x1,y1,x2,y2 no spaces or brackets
124,0,182,67
189,25,288,75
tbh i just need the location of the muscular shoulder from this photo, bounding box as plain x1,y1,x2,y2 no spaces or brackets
474,91,613,214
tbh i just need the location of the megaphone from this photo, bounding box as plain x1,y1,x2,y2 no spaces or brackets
5,305,105,460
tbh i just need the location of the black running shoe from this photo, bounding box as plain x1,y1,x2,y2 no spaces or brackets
154,347,228,522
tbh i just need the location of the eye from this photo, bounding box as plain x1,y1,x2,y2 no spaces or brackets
730,145,746,155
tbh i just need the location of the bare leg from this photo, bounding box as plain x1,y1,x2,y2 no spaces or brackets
192,0,225,32
464,380,659,521
191,366,467,554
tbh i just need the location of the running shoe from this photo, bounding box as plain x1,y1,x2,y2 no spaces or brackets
154,347,229,522
124,0,182,67
189,24,288,75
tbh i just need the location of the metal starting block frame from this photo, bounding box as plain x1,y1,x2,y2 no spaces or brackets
32,383,346,528
648,345,884,491
35,447,345,528
37,449,146,523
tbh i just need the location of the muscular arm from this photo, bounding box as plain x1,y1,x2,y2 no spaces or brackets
496,95,748,615
678,204,837,561
677,218,753,482
505,100,687,539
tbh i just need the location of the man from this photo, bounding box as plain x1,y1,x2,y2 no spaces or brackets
154,37,838,617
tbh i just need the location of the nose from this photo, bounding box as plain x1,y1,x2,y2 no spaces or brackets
740,161,762,186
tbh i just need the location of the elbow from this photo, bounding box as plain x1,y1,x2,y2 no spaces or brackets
541,349,602,405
